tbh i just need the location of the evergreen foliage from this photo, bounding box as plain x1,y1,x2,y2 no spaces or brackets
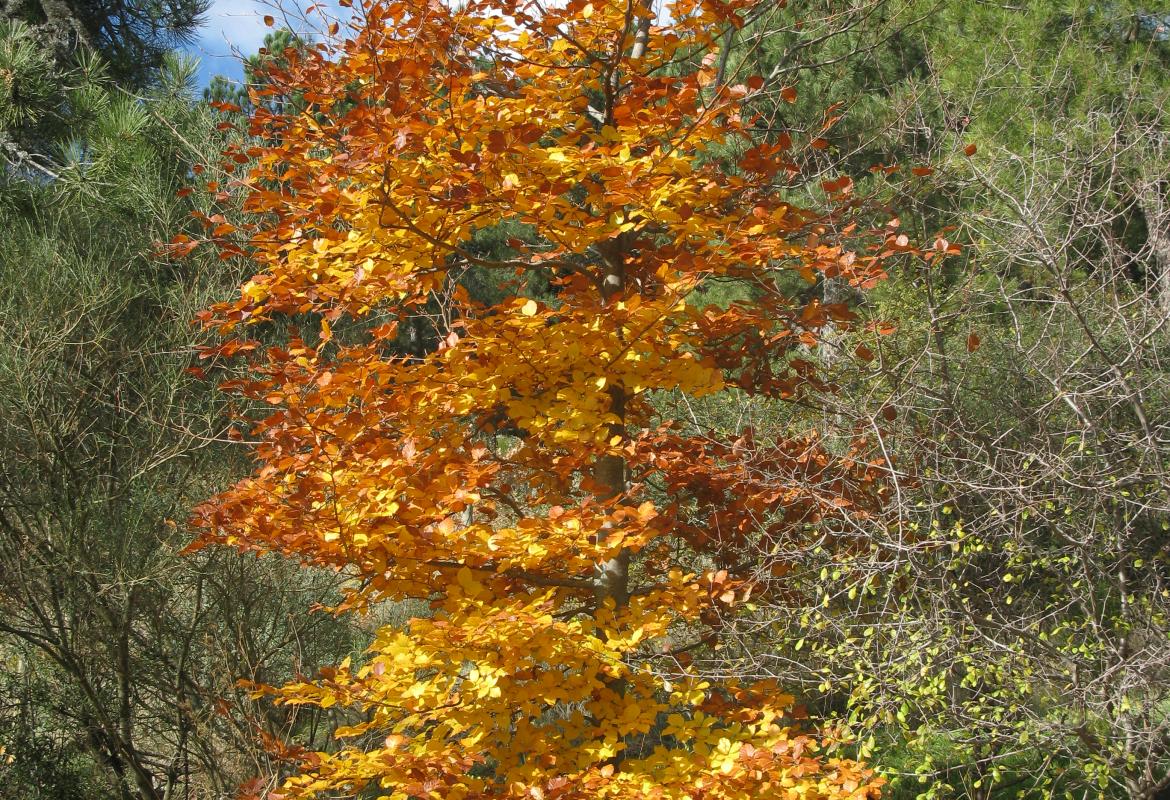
0,30,362,800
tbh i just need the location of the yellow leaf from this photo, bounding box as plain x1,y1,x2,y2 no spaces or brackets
457,566,482,596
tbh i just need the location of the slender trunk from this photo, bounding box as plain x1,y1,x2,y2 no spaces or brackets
593,243,629,609
591,0,652,610
629,3,651,60
592,385,628,608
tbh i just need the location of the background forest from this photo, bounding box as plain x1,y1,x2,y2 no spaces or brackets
0,1,1167,798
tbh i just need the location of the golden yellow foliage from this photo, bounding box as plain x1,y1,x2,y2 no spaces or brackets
189,0,896,797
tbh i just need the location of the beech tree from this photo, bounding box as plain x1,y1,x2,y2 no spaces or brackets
190,0,900,797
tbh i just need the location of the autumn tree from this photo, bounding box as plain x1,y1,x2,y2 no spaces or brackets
191,0,899,797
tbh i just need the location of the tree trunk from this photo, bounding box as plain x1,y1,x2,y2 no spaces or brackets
593,245,629,609
590,0,653,611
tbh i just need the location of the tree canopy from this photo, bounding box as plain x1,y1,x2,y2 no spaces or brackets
188,0,899,797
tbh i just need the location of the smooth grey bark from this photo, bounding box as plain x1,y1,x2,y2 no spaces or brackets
590,0,653,612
